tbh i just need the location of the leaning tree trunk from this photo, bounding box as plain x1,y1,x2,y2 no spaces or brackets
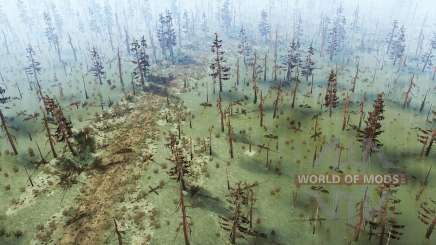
0,109,18,155
179,177,191,245
425,135,434,156
291,78,299,108
43,112,57,158
425,218,436,239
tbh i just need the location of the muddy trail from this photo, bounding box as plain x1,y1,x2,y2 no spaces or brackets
59,93,165,245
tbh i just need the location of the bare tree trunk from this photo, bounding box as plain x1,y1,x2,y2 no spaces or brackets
259,91,264,127
273,82,281,118
291,75,299,108
117,48,125,92
403,74,415,109
15,82,23,99
64,130,77,156
0,109,18,155
351,61,359,93
263,52,268,82
82,75,89,100
179,178,191,245
342,96,350,130
252,52,258,104
217,96,225,132
67,34,78,62
227,117,234,159
208,127,213,156
312,145,318,168
113,218,123,245
230,203,240,244
24,166,34,187
273,30,278,81
43,112,57,158
215,34,223,93
236,57,240,86
310,73,314,94
425,136,434,156
425,219,436,239
420,89,430,113
35,142,46,164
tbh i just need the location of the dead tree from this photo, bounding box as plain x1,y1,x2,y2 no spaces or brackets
81,75,89,100
366,187,404,245
272,81,282,118
227,114,234,159
258,143,271,168
335,142,347,169
117,48,125,91
324,70,339,117
351,59,360,93
358,93,367,129
295,200,326,235
263,52,268,82
350,188,368,242
219,182,261,244
342,94,351,130
251,51,258,104
67,34,78,62
420,88,430,113
167,140,192,245
44,96,76,156
259,91,264,127
272,30,278,81
291,71,300,108
42,110,57,158
402,74,415,109
418,199,436,239
0,87,18,155
418,128,436,157
217,95,225,132
357,93,384,161
208,126,213,156
0,109,18,155
310,113,323,168
113,218,123,245
236,57,240,86
309,202,325,235
416,166,432,201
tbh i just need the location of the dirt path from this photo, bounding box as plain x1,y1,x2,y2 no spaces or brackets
60,94,164,245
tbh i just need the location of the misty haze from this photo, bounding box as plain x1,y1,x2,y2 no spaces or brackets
0,0,435,244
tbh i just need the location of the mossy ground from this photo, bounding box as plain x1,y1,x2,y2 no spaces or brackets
0,47,435,245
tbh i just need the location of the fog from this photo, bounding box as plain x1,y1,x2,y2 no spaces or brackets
0,0,435,61
1,1,436,245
